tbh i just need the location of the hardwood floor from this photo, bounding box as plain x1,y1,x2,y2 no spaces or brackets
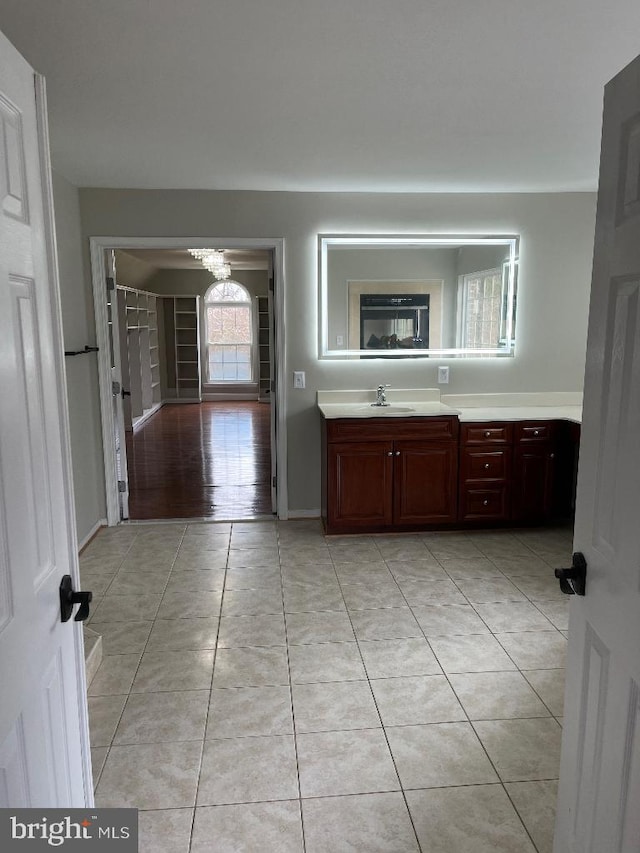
125,402,272,520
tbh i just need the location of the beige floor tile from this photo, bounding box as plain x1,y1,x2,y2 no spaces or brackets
510,573,563,600
90,747,108,789
495,631,567,669
292,680,380,732
281,564,338,586
213,646,290,688
118,553,177,572
327,541,382,563
490,554,553,577
88,654,142,696
91,594,162,623
474,601,554,632
226,549,279,569
385,559,447,582
386,722,498,789
349,607,422,641
207,685,293,738
156,590,222,620
397,578,467,606
78,572,117,596
333,562,394,584
285,610,355,645
220,588,283,617
138,809,193,853
96,741,202,809
172,552,228,571
473,717,562,781
131,649,214,692
231,531,279,549
406,784,536,853
109,570,171,595
279,545,331,565
455,577,526,603
89,621,153,655
449,671,551,720
505,780,559,853
283,582,346,613
411,603,490,636
534,599,570,631
165,569,227,592
197,735,298,805
114,690,209,744
437,557,503,579
359,637,442,679
191,801,303,853
224,565,282,589
423,537,484,561
88,695,127,746
522,669,566,716
297,728,399,797
371,675,466,726
303,792,419,853
375,539,433,561
217,614,286,647
146,617,219,651
289,641,366,683
341,582,406,611
429,634,516,674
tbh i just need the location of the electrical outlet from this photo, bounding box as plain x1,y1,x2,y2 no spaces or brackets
293,371,306,389
336,335,344,347
437,366,450,384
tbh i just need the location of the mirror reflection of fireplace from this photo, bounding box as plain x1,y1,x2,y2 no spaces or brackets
360,294,430,353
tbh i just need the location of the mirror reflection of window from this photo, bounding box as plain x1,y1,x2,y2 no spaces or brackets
205,281,253,382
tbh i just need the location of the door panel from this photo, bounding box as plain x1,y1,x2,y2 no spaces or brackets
0,31,91,807
394,442,457,525
328,441,393,528
555,53,640,851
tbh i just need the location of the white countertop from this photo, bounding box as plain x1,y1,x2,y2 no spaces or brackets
317,390,583,424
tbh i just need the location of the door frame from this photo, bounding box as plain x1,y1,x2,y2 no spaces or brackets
90,236,287,526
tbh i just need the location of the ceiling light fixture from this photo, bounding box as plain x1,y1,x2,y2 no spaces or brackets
189,248,231,280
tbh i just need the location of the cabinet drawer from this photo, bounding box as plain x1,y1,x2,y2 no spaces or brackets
461,422,513,446
514,421,556,443
459,486,510,521
461,449,511,481
325,416,458,443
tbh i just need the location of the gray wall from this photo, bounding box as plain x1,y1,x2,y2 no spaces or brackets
52,171,106,543
73,188,596,514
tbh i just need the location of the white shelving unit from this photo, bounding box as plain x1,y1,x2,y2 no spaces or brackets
117,286,163,430
162,295,202,402
256,294,271,402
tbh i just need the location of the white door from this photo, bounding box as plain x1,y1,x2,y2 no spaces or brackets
106,250,130,519
555,54,640,851
0,33,92,806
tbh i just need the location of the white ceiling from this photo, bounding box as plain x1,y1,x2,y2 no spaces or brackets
121,248,271,271
2,1,640,193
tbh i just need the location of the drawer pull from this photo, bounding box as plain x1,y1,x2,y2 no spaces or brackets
395,451,401,456
484,431,491,437
549,453,555,459
484,463,490,469
387,451,393,456
483,499,489,506
533,429,540,436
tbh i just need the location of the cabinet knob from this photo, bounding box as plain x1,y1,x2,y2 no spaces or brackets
549,453,555,459
483,499,489,506
484,462,490,469
534,430,539,436
386,451,393,456
484,431,491,437
395,450,401,456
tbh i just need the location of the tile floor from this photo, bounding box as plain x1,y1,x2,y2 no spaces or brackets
82,520,572,853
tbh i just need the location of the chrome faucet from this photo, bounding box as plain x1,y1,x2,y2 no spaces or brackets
372,384,390,407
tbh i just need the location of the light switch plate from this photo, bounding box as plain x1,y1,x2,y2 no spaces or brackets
437,366,450,384
293,371,306,389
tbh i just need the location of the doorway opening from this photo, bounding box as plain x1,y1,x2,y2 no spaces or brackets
90,238,286,525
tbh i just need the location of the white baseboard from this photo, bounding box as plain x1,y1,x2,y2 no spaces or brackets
132,401,163,429
201,393,259,401
162,397,202,405
78,518,107,553
286,509,322,519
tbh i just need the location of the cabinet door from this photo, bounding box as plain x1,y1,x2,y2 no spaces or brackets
512,445,556,521
393,441,458,525
327,441,393,530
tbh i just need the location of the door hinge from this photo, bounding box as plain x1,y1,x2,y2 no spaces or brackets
268,275,274,292
106,276,115,292
112,380,121,396
118,480,127,493
272,475,277,489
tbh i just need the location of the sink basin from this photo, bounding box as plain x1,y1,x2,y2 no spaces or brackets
365,405,415,413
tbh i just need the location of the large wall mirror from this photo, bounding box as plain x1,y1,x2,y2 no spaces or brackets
319,234,519,359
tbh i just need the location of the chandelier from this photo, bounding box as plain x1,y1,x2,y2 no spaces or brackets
189,248,231,280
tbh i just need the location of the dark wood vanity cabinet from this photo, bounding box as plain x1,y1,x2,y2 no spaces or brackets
322,417,458,533
322,414,579,534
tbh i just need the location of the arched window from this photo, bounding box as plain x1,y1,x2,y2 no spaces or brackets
204,281,253,382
